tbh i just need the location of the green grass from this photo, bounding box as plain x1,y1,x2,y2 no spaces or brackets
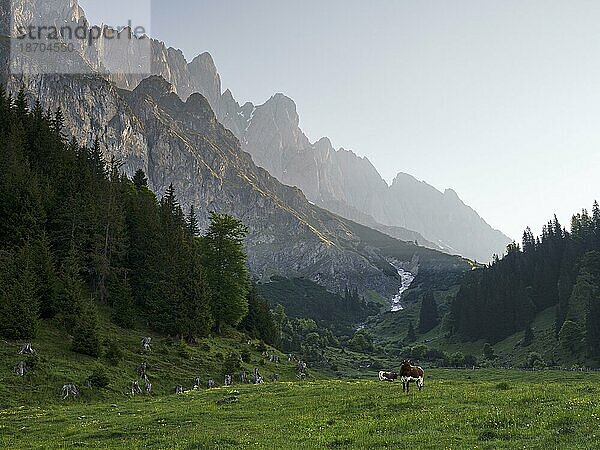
1,370,599,449
0,315,305,408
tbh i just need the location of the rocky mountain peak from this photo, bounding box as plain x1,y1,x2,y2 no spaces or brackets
443,188,462,203
261,93,299,127
12,0,509,262
190,51,217,72
133,75,175,100
8,0,87,31
188,51,222,109
185,92,216,121
315,137,333,149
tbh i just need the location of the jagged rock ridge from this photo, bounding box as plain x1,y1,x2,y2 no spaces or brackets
3,0,508,262
1,0,471,300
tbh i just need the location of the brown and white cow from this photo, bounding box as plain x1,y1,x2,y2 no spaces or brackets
400,360,424,392
378,371,399,382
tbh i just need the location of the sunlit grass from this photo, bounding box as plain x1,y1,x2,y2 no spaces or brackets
1,370,599,449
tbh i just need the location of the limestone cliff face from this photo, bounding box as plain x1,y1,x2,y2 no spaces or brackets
8,63,445,296
139,49,510,261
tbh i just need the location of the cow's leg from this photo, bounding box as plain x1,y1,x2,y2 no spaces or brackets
418,378,422,391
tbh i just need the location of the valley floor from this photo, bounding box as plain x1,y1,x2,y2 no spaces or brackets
1,370,599,449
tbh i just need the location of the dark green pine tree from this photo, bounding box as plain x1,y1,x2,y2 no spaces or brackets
143,184,188,334
88,138,107,179
406,321,417,342
522,322,534,346
51,107,65,141
15,87,27,118
240,282,280,346
29,232,59,319
179,237,213,340
108,272,136,329
0,246,39,339
593,201,600,247
71,303,101,357
124,173,161,310
132,168,148,190
186,205,200,237
0,112,44,248
418,291,439,333
522,227,536,254
202,212,250,333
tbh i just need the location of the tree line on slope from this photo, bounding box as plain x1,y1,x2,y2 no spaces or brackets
0,87,278,354
451,205,600,363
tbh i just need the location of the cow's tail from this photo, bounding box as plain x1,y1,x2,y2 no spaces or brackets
378,371,385,381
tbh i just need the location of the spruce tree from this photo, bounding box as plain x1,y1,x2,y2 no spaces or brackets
186,205,200,237
522,322,534,346
179,238,213,340
0,247,39,339
418,291,439,333
132,168,148,190
240,283,279,346
406,321,416,342
71,303,101,357
202,212,249,332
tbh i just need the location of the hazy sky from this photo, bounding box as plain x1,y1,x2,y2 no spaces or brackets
80,0,600,241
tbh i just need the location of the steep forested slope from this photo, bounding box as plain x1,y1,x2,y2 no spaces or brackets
451,207,600,363
0,87,282,346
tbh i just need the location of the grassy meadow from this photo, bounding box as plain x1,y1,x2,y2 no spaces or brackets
1,369,599,449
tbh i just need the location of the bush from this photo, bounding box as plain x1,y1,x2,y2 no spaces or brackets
402,344,429,360
240,348,252,363
256,341,267,353
87,366,110,388
483,343,496,360
449,351,466,367
222,353,241,376
464,354,478,367
348,331,374,353
104,339,123,366
424,348,446,361
559,321,585,355
525,352,546,369
71,313,100,358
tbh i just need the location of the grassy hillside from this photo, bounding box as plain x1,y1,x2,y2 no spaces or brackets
0,310,314,409
370,291,584,369
2,370,599,448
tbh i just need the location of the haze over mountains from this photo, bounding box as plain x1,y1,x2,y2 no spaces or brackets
2,0,475,302
109,47,511,262
3,0,512,262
